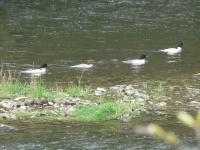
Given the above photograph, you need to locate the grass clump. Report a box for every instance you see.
[74,101,127,122]
[133,99,144,117]
[143,81,168,102]
[122,96,145,117]
[65,85,93,99]
[1,82,30,96]
[0,81,57,102]
[31,86,57,102]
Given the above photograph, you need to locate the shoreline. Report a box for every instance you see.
[0,70,199,123]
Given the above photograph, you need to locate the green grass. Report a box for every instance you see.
[31,86,57,102]
[1,82,30,96]
[65,86,93,99]
[0,81,94,104]
[74,101,127,122]
[133,99,144,117]
[0,82,57,102]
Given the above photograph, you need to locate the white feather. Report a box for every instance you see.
[21,68,46,74]
[160,47,182,55]
[70,64,93,69]
[122,59,145,66]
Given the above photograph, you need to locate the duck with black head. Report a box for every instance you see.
[160,42,183,55]
[21,64,48,74]
[122,54,146,66]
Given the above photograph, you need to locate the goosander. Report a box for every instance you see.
[21,64,48,74]
[160,42,183,55]
[70,60,95,69]
[122,54,146,66]
[70,64,93,69]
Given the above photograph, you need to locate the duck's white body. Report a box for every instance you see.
[122,59,146,66]
[21,64,48,75]
[160,47,182,55]
[21,68,47,74]
[70,64,93,69]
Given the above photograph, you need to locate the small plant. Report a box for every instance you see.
[1,82,30,96]
[143,81,168,102]
[133,99,144,117]
[74,101,127,122]
[65,85,93,99]
[122,96,145,117]
[0,76,57,102]
[31,85,57,102]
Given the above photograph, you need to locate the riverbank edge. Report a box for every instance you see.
[0,81,172,122]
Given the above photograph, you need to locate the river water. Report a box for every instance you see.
[0,0,200,149]
[0,115,197,150]
[0,0,200,85]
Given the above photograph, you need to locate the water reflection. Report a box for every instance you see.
[166,54,182,63]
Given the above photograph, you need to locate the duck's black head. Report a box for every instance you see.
[177,42,183,48]
[139,54,146,59]
[40,64,48,68]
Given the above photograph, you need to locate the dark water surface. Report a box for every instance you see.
[0,0,200,85]
[0,0,200,149]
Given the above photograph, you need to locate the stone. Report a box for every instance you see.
[189,101,200,105]
[53,103,59,108]
[14,96,27,101]
[0,113,17,120]
[19,105,26,110]
[154,102,167,109]
[189,101,200,108]
[0,108,6,113]
[118,113,132,122]
[48,101,54,106]
[0,100,17,109]
[66,106,76,115]
[95,87,107,96]
[0,124,16,131]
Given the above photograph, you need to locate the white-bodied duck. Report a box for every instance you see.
[21,64,47,75]
[160,42,183,55]
[70,60,95,69]
[122,54,146,66]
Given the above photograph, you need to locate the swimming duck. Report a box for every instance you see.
[122,54,146,66]
[70,60,95,69]
[21,64,47,74]
[160,42,183,55]
[70,64,93,69]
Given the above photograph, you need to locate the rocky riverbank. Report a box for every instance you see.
[0,83,199,122]
[0,84,166,122]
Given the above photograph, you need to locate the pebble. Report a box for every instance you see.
[95,87,107,96]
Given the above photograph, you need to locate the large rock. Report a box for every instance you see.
[154,102,167,110]
[0,100,17,109]
[0,124,16,132]
[0,113,17,120]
